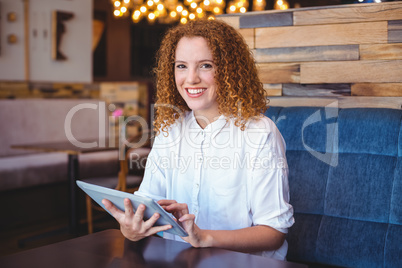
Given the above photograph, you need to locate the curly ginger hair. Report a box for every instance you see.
[153,19,267,135]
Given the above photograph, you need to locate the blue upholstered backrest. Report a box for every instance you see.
[265,106,402,268]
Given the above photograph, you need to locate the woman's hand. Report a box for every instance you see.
[158,200,211,248]
[102,198,172,241]
[158,200,285,253]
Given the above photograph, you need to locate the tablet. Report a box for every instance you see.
[76,180,188,237]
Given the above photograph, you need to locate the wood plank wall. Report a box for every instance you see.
[218,2,402,98]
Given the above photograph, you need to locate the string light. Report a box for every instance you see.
[111,0,267,24]
[274,0,288,10]
[112,0,384,24]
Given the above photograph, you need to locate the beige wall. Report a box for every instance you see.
[0,0,92,83]
[0,0,26,81]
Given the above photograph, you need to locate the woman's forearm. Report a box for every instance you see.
[198,225,285,253]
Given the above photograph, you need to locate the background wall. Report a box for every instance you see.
[0,0,26,81]
[0,0,92,83]
[219,1,402,97]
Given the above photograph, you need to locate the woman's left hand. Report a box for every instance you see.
[157,199,209,248]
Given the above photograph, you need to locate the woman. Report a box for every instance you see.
[103,19,294,260]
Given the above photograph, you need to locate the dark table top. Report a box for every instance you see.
[0,229,307,268]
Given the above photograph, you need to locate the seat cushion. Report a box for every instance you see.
[0,151,120,192]
[0,153,67,191]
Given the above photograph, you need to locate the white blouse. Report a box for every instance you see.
[137,111,294,260]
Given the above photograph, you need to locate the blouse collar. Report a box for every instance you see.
[187,111,228,140]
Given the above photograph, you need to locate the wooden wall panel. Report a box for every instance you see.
[257,63,300,83]
[360,44,402,60]
[301,60,402,84]
[269,96,402,109]
[220,1,402,99]
[263,84,282,96]
[389,20,402,43]
[217,16,240,29]
[239,12,293,28]
[294,2,402,26]
[238,29,254,49]
[255,22,388,48]
[253,45,359,63]
[336,97,402,109]
[352,83,402,97]
[283,83,351,97]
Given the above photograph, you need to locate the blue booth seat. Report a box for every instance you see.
[265,106,402,268]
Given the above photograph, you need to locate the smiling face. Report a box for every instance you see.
[174,37,220,124]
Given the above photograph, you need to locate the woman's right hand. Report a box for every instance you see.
[102,198,172,241]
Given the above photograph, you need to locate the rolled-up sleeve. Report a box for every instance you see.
[249,126,294,233]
